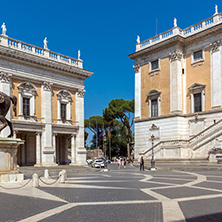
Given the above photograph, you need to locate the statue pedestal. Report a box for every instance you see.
[0,138,24,182]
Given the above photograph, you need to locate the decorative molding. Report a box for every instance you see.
[43,81,53,91]
[133,63,140,72]
[211,40,220,53]
[0,72,12,82]
[18,82,37,95]
[77,89,85,98]
[57,90,72,102]
[169,50,183,62]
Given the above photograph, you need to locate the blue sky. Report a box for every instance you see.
[1,0,221,144]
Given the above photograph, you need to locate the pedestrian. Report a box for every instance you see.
[117,158,121,169]
[123,158,126,169]
[140,156,144,171]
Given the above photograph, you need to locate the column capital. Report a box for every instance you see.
[43,81,53,91]
[211,40,220,53]
[133,63,140,72]
[0,72,12,83]
[36,132,42,136]
[77,89,85,98]
[169,50,183,62]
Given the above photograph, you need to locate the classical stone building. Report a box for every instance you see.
[128,6,222,162]
[0,25,93,166]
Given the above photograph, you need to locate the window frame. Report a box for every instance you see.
[149,59,160,73]
[191,49,205,64]
[188,83,206,113]
[17,82,37,120]
[57,90,73,124]
[146,89,161,118]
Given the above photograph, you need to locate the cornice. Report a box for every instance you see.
[0,46,93,79]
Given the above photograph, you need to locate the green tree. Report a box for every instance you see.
[103,98,134,157]
[85,116,106,149]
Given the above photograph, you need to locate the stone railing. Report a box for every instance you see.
[137,12,222,52]
[140,119,222,157]
[139,140,189,157]
[189,119,222,150]
[1,36,83,69]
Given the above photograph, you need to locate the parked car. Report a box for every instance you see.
[91,159,105,168]
[86,158,93,164]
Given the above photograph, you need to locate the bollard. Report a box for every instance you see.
[32,173,39,187]
[61,169,67,179]
[59,171,65,183]
[44,169,49,179]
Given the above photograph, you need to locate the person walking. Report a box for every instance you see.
[117,158,121,169]
[123,158,126,169]
[140,156,144,171]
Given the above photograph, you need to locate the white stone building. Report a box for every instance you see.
[0,24,93,166]
[128,6,222,162]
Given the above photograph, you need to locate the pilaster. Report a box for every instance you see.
[133,63,141,118]
[211,40,222,109]
[0,72,12,137]
[75,89,87,165]
[169,49,183,113]
[41,81,56,166]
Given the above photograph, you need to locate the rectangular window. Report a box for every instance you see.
[151,60,159,70]
[151,99,158,117]
[194,93,202,112]
[23,97,30,116]
[193,50,203,61]
[61,103,66,122]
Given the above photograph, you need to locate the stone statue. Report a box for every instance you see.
[43,37,48,49]
[215,4,218,15]
[137,35,140,44]
[1,23,6,35]
[174,18,177,27]
[0,92,17,137]
[78,50,81,60]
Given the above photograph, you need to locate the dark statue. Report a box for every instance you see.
[0,92,17,137]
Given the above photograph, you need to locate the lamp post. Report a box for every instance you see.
[151,134,156,170]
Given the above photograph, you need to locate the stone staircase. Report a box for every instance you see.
[140,119,222,159]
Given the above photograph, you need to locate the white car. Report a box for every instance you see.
[91,159,105,168]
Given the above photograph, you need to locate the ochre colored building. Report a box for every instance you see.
[0,26,92,166]
[129,7,222,162]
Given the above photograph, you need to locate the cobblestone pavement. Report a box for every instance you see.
[1,164,222,221]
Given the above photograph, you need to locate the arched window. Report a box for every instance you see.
[18,82,37,119]
[146,89,161,117]
[57,90,72,123]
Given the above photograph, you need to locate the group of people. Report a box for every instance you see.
[116,157,127,169]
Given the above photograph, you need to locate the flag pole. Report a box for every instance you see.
[96,122,98,158]
[109,124,111,160]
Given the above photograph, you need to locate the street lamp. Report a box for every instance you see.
[151,134,156,170]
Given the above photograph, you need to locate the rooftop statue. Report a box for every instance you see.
[78,50,81,60]
[137,35,140,44]
[43,37,48,49]
[215,4,218,15]
[1,23,7,35]
[0,92,17,137]
[174,18,177,27]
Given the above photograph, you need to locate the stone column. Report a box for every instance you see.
[75,89,87,165]
[52,133,57,164]
[0,72,12,137]
[70,134,76,165]
[41,81,57,166]
[211,40,222,109]
[133,63,141,119]
[169,49,183,113]
[34,132,41,167]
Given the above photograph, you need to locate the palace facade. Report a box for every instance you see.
[0,26,92,166]
[129,7,222,162]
